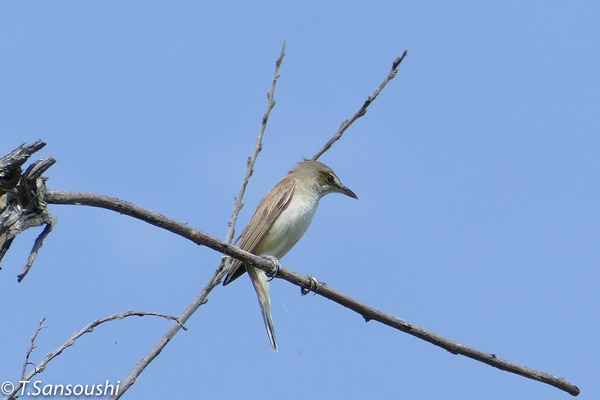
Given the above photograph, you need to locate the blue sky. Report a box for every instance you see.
[1,2,598,399]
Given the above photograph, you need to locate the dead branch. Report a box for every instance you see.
[312,50,407,161]
[42,189,580,397]
[4,311,183,400]
[0,141,56,281]
[106,42,287,399]
[20,318,47,382]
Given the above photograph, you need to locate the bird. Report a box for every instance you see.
[223,159,357,351]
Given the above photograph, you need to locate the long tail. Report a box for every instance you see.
[247,266,278,351]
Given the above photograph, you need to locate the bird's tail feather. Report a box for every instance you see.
[247,266,278,351]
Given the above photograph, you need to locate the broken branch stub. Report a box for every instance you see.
[0,141,56,281]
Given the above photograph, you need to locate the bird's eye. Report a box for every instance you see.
[326,173,335,184]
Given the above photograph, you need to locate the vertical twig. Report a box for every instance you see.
[227,42,286,245]
[20,318,47,381]
[108,42,287,400]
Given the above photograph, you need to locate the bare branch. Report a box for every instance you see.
[107,42,287,399]
[43,189,580,397]
[20,318,47,381]
[0,141,46,196]
[17,221,54,282]
[312,50,408,161]
[4,311,183,400]
[227,42,286,245]
[0,142,56,277]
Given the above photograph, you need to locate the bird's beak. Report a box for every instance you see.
[339,185,358,200]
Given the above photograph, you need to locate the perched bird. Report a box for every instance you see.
[223,159,357,351]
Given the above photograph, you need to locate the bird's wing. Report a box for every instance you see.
[223,177,296,285]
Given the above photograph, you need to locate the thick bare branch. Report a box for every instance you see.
[0,141,46,196]
[43,189,580,397]
[0,142,56,277]
[313,50,407,161]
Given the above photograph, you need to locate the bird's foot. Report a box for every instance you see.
[263,255,281,281]
[301,275,322,295]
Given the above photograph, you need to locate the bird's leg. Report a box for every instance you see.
[263,255,281,281]
[301,275,322,295]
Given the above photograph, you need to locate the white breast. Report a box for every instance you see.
[257,187,320,259]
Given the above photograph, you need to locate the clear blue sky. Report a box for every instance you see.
[1,2,598,399]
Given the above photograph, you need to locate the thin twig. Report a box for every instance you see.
[4,311,183,400]
[105,42,286,400]
[43,189,580,397]
[20,318,47,381]
[312,50,407,161]
[227,42,285,245]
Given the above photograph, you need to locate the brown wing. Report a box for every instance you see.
[223,177,296,285]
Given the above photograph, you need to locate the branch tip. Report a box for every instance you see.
[313,53,407,160]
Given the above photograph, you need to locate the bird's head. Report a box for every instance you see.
[291,159,358,199]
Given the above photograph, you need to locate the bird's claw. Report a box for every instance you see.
[263,255,281,281]
[301,275,321,295]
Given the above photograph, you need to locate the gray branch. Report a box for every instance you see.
[312,50,408,161]
[0,141,56,280]
[20,317,47,382]
[228,42,286,245]
[4,311,183,400]
[42,189,580,397]
[105,42,287,399]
